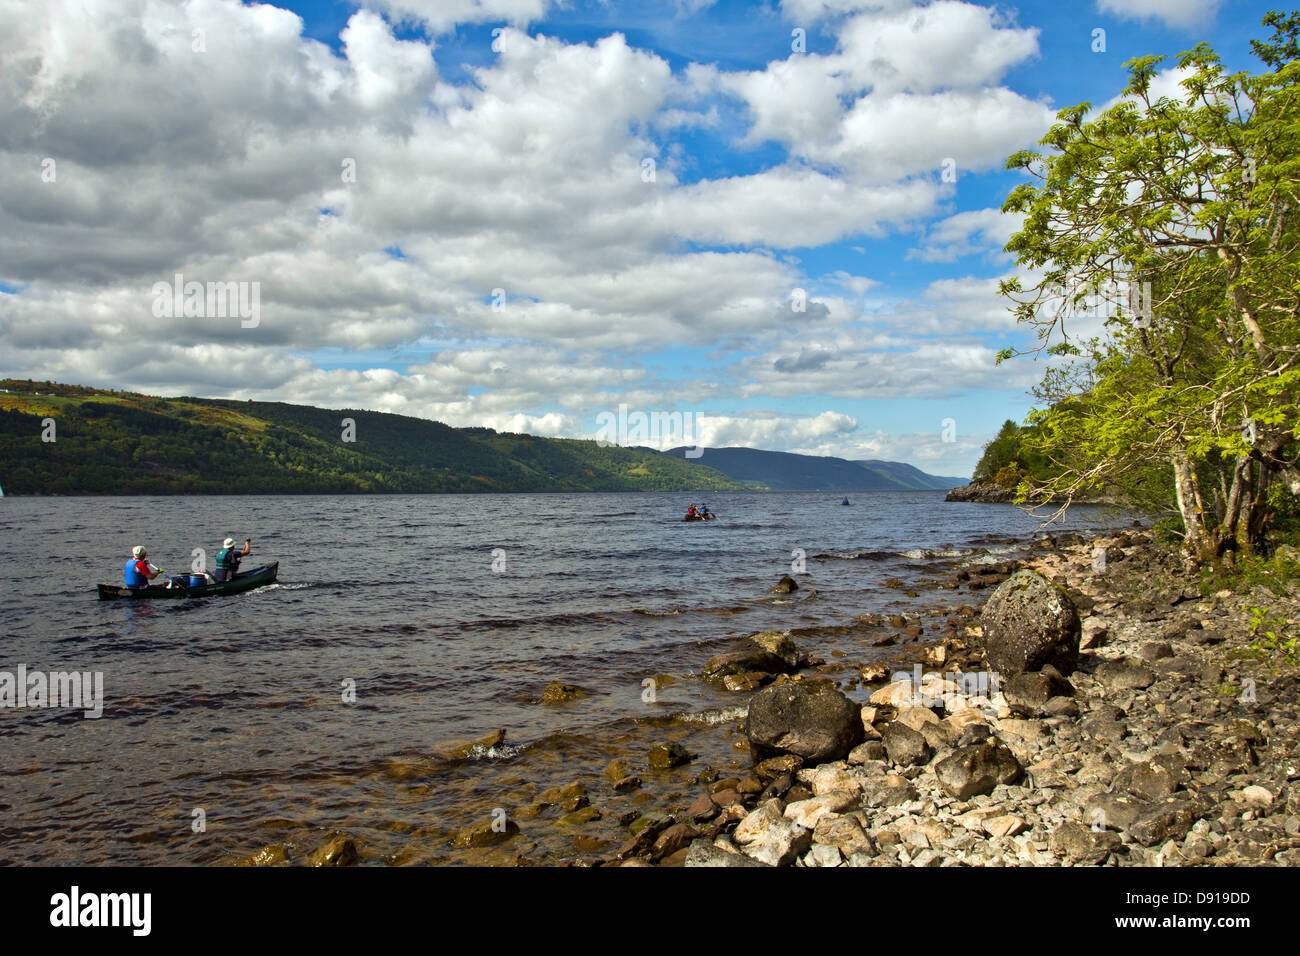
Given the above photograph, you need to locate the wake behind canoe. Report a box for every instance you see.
[97,562,279,600]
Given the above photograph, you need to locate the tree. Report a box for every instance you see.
[997,11,1300,564]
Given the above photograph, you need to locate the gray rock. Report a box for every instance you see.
[1004,667,1075,716]
[1129,800,1202,848]
[1116,760,1180,800]
[812,814,875,857]
[1050,821,1122,863]
[861,777,919,808]
[882,722,934,767]
[741,818,813,866]
[979,570,1081,676]
[1095,657,1157,691]
[848,740,887,764]
[1083,791,1148,831]
[747,681,865,764]
[684,840,771,867]
[934,740,1024,801]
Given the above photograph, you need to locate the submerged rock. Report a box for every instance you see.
[306,835,359,866]
[769,575,799,594]
[452,820,520,848]
[237,844,289,867]
[539,782,590,812]
[539,682,587,705]
[436,728,508,760]
[703,630,802,682]
[648,742,693,770]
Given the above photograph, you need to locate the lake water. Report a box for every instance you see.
[0,491,1129,864]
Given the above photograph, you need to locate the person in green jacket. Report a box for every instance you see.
[214,537,251,582]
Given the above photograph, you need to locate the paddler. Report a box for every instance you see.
[213,537,252,582]
[124,545,163,588]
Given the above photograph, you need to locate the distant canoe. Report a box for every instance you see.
[682,514,717,521]
[97,562,279,600]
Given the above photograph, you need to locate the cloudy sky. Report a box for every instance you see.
[0,0,1276,476]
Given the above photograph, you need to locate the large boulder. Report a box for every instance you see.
[703,631,801,681]
[747,681,865,764]
[979,570,1080,676]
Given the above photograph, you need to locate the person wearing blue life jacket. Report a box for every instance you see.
[124,545,162,588]
[699,504,710,519]
[213,537,251,583]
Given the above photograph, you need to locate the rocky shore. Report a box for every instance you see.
[943,480,1019,503]
[944,480,1121,506]
[238,524,1299,868]
[640,527,1300,867]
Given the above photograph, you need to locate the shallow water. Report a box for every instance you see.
[0,491,1129,864]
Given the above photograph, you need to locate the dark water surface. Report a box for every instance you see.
[0,491,1128,864]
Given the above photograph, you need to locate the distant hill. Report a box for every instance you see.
[662,446,966,491]
[0,381,750,495]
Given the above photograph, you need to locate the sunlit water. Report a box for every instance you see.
[0,491,1131,864]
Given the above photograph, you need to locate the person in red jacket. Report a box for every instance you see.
[124,545,162,588]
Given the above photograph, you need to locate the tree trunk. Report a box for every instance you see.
[1171,448,1212,563]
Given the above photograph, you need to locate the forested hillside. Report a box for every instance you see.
[0,381,751,495]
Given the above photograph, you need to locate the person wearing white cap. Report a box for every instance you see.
[213,536,252,583]
[124,545,162,588]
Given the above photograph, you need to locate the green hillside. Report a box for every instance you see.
[0,381,751,495]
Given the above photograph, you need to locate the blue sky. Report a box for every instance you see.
[0,0,1281,476]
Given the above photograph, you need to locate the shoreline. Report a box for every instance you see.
[944,480,1124,507]
[225,519,1299,867]
[599,525,1300,867]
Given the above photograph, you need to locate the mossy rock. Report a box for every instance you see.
[561,806,602,826]
[236,844,289,867]
[648,742,693,770]
[452,819,520,848]
[305,836,358,867]
[435,728,508,760]
[539,682,587,705]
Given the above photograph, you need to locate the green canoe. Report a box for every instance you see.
[97,562,280,600]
